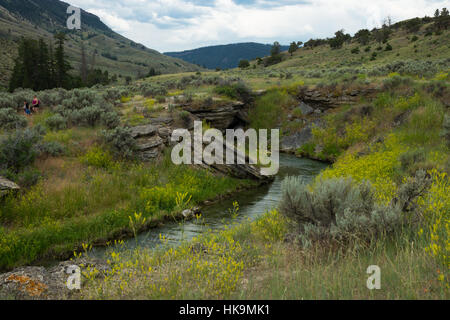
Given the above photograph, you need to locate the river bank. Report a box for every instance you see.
[0,144,265,272]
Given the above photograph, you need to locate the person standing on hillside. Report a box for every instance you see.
[31,96,40,113]
[23,101,31,116]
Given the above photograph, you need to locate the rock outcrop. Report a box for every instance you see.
[129,118,272,181]
[281,119,324,153]
[297,87,378,110]
[193,134,274,181]
[0,176,20,197]
[185,100,249,131]
[0,259,109,300]
[130,121,173,161]
[296,101,315,116]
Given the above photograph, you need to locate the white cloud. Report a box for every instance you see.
[67,0,449,52]
[88,9,131,32]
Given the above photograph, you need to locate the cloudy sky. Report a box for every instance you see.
[67,0,448,52]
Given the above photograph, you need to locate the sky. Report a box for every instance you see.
[67,0,449,53]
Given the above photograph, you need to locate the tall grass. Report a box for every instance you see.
[248,89,294,131]
[0,148,253,270]
[76,210,446,300]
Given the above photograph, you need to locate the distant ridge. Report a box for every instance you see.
[165,42,290,70]
[0,0,202,88]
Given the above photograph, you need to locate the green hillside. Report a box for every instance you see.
[165,42,289,70]
[0,0,202,89]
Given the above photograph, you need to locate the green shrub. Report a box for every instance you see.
[15,168,41,188]
[0,108,27,130]
[10,89,35,107]
[45,114,67,131]
[382,75,414,90]
[297,143,316,157]
[51,88,119,128]
[280,172,431,247]
[103,88,122,102]
[138,83,167,97]
[101,112,120,129]
[39,88,68,106]
[239,60,250,69]
[399,148,427,175]
[156,95,166,103]
[0,127,44,173]
[36,141,66,157]
[369,60,443,78]
[102,127,136,159]
[180,110,191,124]
[214,81,252,103]
[0,94,15,109]
[81,147,116,169]
[249,89,292,130]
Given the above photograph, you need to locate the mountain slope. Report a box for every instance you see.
[0,0,202,89]
[165,42,289,70]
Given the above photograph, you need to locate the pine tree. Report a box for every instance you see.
[48,42,56,88]
[37,38,50,91]
[9,38,39,91]
[288,42,298,56]
[271,41,281,56]
[54,32,72,88]
[8,35,73,91]
[80,42,88,84]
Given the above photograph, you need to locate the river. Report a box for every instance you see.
[91,154,328,258]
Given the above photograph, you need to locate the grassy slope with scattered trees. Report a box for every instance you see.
[0,0,202,90]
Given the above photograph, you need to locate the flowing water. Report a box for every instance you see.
[91,154,327,257]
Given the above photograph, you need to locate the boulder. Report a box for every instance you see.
[281,119,324,152]
[0,259,109,300]
[130,124,157,138]
[181,207,201,219]
[297,102,314,116]
[0,176,19,197]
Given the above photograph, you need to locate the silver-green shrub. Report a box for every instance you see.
[0,94,15,109]
[101,127,136,159]
[0,108,28,130]
[45,114,67,131]
[280,172,431,247]
[0,126,44,173]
